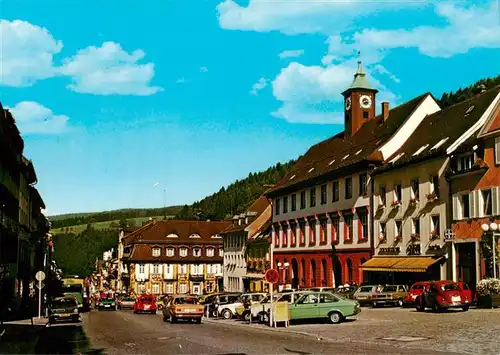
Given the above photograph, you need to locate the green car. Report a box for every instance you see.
[289,291,361,324]
[98,297,117,311]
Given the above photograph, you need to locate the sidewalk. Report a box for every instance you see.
[0,317,48,354]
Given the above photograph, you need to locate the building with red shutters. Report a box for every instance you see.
[265,61,441,288]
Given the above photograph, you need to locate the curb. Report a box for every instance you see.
[202,318,339,343]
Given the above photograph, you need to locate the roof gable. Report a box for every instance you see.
[267,92,432,196]
[377,86,500,172]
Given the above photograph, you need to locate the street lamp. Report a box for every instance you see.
[481,222,500,279]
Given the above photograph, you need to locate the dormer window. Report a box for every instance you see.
[166,233,179,238]
[290,174,296,180]
[431,137,449,151]
[464,105,475,116]
[219,248,224,257]
[180,248,188,257]
[342,154,349,161]
[206,248,214,257]
[193,248,201,257]
[328,159,336,166]
[189,234,201,238]
[152,247,161,257]
[166,248,174,257]
[413,144,430,156]
[355,149,362,155]
[457,153,474,172]
[308,167,315,173]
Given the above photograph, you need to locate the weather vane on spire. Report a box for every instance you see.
[357,50,361,62]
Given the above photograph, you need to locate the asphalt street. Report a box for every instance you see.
[77,310,463,355]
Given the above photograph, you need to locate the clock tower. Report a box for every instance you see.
[342,60,378,138]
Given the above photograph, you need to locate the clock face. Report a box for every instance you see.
[345,97,352,111]
[359,95,372,109]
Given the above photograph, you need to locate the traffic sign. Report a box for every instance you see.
[36,282,45,289]
[265,268,279,284]
[35,271,46,281]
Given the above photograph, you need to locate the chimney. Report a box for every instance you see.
[382,102,390,121]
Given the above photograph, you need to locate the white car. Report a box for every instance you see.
[243,291,306,322]
[218,293,266,319]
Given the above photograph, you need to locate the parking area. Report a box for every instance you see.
[205,307,500,354]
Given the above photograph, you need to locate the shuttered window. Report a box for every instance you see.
[495,137,500,165]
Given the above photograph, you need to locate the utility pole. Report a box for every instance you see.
[163,189,167,220]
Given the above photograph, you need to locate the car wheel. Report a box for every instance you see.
[163,315,168,322]
[462,305,470,312]
[222,309,232,320]
[397,299,403,307]
[258,311,268,323]
[372,302,378,308]
[195,318,202,324]
[170,315,177,323]
[432,302,441,313]
[328,311,342,324]
[243,311,251,322]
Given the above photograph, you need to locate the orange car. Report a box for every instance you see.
[162,295,204,324]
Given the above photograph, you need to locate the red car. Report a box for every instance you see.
[403,281,431,307]
[415,280,471,312]
[133,295,157,314]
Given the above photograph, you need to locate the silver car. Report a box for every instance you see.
[353,285,381,305]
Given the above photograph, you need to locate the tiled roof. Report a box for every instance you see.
[267,93,431,197]
[127,244,223,263]
[221,194,271,234]
[374,86,500,174]
[123,220,230,246]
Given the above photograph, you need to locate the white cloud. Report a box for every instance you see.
[0,20,63,87]
[324,1,500,64]
[7,101,69,134]
[59,42,162,96]
[271,61,398,124]
[217,0,425,35]
[278,49,304,59]
[200,66,209,72]
[250,77,269,95]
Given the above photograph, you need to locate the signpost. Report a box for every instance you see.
[265,268,279,327]
[35,271,45,319]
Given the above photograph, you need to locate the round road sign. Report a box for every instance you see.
[265,268,279,284]
[35,271,46,281]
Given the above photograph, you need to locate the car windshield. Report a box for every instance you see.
[51,298,77,307]
[411,284,425,290]
[441,283,460,291]
[382,286,397,292]
[63,284,83,293]
[123,297,134,301]
[141,297,154,302]
[358,286,374,293]
[175,297,197,304]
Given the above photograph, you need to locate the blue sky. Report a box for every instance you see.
[2,0,499,215]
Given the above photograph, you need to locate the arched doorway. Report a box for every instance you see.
[301,259,306,288]
[311,259,317,287]
[321,259,328,286]
[347,258,353,283]
[334,258,342,287]
[291,259,299,289]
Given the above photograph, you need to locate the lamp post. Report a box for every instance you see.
[481,222,500,279]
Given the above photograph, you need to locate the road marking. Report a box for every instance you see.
[381,336,428,342]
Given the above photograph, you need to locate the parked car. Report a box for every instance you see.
[244,291,307,323]
[162,295,204,323]
[335,286,358,299]
[403,282,431,307]
[353,285,381,306]
[415,281,472,312]
[218,293,267,319]
[97,296,117,311]
[290,291,361,324]
[134,294,157,314]
[117,296,135,310]
[48,296,80,324]
[205,293,241,317]
[372,285,408,307]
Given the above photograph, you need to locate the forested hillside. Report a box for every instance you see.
[438,75,500,108]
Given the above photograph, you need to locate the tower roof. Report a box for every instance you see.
[342,60,378,95]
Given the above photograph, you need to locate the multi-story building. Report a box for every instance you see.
[116,226,138,292]
[0,102,49,312]
[245,221,271,292]
[121,219,230,296]
[221,194,271,292]
[266,61,441,287]
[448,88,500,287]
[364,88,500,285]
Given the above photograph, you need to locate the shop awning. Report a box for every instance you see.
[360,256,443,273]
